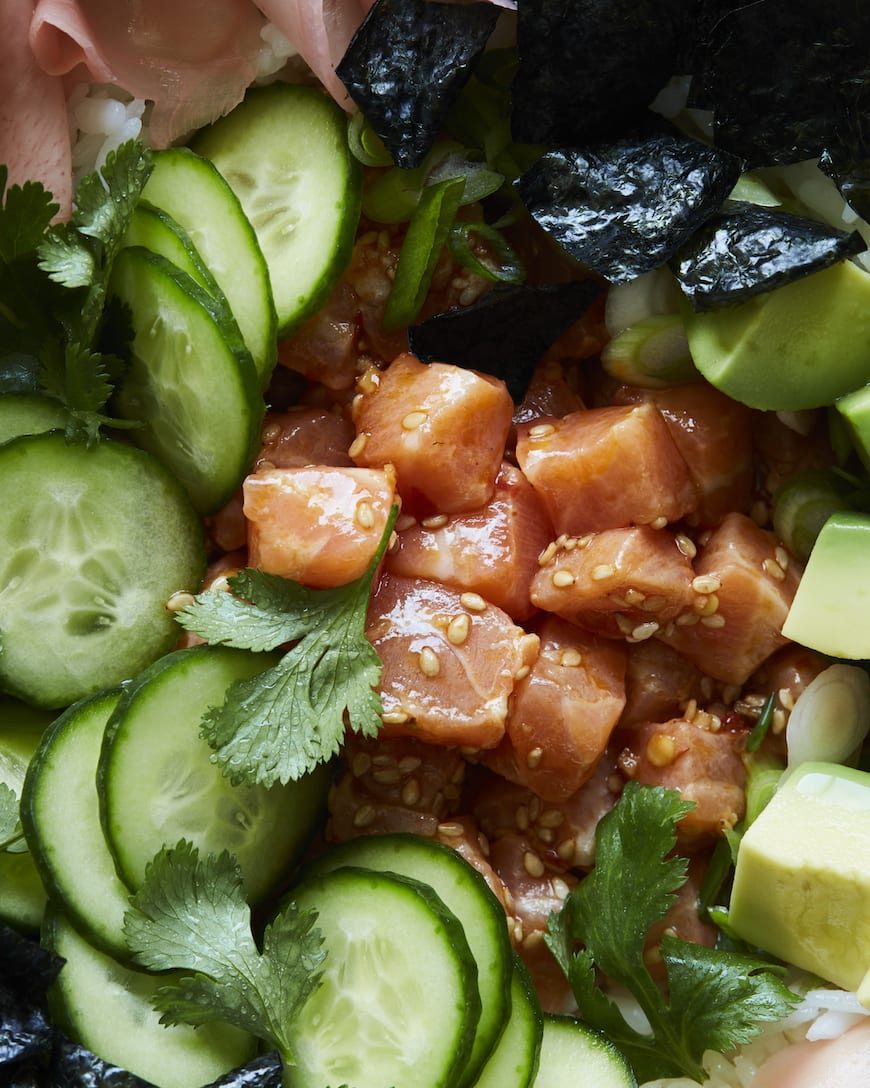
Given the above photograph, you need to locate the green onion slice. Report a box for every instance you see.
[447,222,525,283]
[347,111,394,167]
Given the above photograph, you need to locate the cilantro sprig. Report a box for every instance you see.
[0,141,152,444]
[545,783,799,1084]
[175,506,398,787]
[0,782,25,853]
[124,840,324,1066]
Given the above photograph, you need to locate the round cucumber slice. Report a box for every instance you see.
[0,432,205,709]
[110,246,264,514]
[44,906,256,1088]
[0,392,66,445]
[98,645,330,904]
[285,865,481,1088]
[192,82,362,336]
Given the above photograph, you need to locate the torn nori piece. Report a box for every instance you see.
[0,925,63,1069]
[511,0,692,147]
[336,0,499,169]
[205,1051,283,1088]
[50,1037,158,1088]
[691,1,870,167]
[671,203,868,310]
[515,131,743,285]
[820,143,870,225]
[408,280,602,401]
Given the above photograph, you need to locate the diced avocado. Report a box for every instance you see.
[729,761,870,1002]
[683,259,870,410]
[782,512,870,658]
[835,382,870,472]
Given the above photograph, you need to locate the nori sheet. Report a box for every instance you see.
[515,130,743,285]
[671,203,867,310]
[408,280,603,401]
[511,0,691,147]
[336,0,500,168]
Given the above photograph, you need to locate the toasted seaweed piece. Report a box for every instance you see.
[511,0,692,147]
[205,1052,283,1087]
[692,1,870,167]
[408,280,602,401]
[50,1037,157,1088]
[0,925,63,1069]
[336,0,499,169]
[515,131,743,286]
[671,203,867,310]
[820,143,870,224]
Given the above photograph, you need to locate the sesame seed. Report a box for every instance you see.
[529,796,542,821]
[395,513,417,532]
[537,541,558,565]
[165,591,195,612]
[350,393,364,421]
[523,851,545,878]
[646,733,677,767]
[641,594,667,613]
[421,513,449,529]
[209,575,232,594]
[526,746,544,769]
[355,500,375,530]
[437,822,464,838]
[348,433,368,458]
[515,665,531,681]
[512,918,524,944]
[537,827,555,844]
[352,804,377,829]
[459,592,487,612]
[551,569,575,588]
[419,646,441,677]
[693,593,720,617]
[477,832,490,857]
[447,614,470,646]
[763,557,786,581]
[560,649,583,667]
[357,369,380,395]
[381,710,410,725]
[351,753,372,777]
[591,563,616,581]
[778,687,796,711]
[372,767,401,786]
[775,546,790,570]
[675,611,700,626]
[522,930,545,950]
[630,620,660,642]
[650,515,668,530]
[556,838,575,862]
[402,410,428,431]
[515,805,530,831]
[615,614,636,636]
[624,588,645,607]
[675,533,697,559]
[683,698,698,721]
[692,574,722,594]
[528,422,556,439]
[538,808,564,829]
[701,613,726,628]
[772,707,787,734]
[750,499,769,526]
[398,756,422,774]
[552,877,571,901]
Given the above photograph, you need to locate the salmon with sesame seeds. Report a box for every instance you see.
[386,462,554,622]
[351,352,514,515]
[655,512,802,686]
[243,463,396,587]
[619,639,706,729]
[516,401,699,536]
[366,573,540,751]
[256,406,356,469]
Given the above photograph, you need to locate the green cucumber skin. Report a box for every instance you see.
[0,393,66,445]
[533,1015,637,1088]
[0,432,205,709]
[302,831,513,1087]
[192,82,363,337]
[20,688,134,961]
[471,955,543,1088]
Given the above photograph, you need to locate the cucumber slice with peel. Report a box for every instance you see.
[192,82,362,336]
[0,432,205,709]
[98,645,330,904]
[0,392,66,444]
[141,147,278,385]
[284,865,481,1088]
[532,1014,637,1087]
[472,956,543,1088]
[110,246,264,514]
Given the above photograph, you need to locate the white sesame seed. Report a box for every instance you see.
[523,851,545,878]
[355,500,375,530]
[402,410,428,431]
[526,746,544,769]
[528,422,556,439]
[401,778,421,806]
[420,513,449,529]
[551,569,575,588]
[560,649,583,667]
[701,613,726,628]
[591,563,616,582]
[419,646,441,677]
[763,557,786,581]
[165,591,195,612]
[692,574,722,594]
[348,433,368,458]
[381,710,410,725]
[459,592,487,612]
[447,614,470,646]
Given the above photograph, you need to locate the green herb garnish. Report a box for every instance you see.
[0,782,24,853]
[545,783,799,1083]
[124,839,324,1066]
[174,506,397,787]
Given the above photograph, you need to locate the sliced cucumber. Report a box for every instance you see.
[21,688,133,960]
[98,645,330,904]
[0,392,66,445]
[110,246,264,514]
[284,865,481,1088]
[0,697,54,930]
[44,905,256,1088]
[141,146,277,385]
[192,82,362,336]
[472,956,543,1088]
[532,1014,637,1088]
[305,832,513,1086]
[0,432,205,708]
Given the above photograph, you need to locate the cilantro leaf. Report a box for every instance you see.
[175,507,398,787]
[0,782,25,853]
[0,168,59,261]
[124,839,325,1065]
[38,340,136,446]
[545,783,799,1083]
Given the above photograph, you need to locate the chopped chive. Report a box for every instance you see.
[447,222,525,284]
[745,692,776,753]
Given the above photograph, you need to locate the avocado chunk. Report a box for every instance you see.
[683,259,870,410]
[729,761,870,1002]
[782,512,870,657]
[835,382,870,472]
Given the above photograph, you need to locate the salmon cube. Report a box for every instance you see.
[244,464,396,588]
[516,402,698,534]
[530,526,696,640]
[366,574,539,751]
[352,352,513,514]
[655,512,801,685]
[256,407,355,469]
[613,382,754,528]
[386,462,554,621]
[485,618,627,802]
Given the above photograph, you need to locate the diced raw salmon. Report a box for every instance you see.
[352,352,514,514]
[513,358,586,427]
[256,407,355,469]
[655,512,801,685]
[620,639,705,729]
[614,382,754,527]
[516,402,698,535]
[386,462,554,621]
[530,525,696,640]
[483,618,626,801]
[366,573,539,751]
[243,464,396,587]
